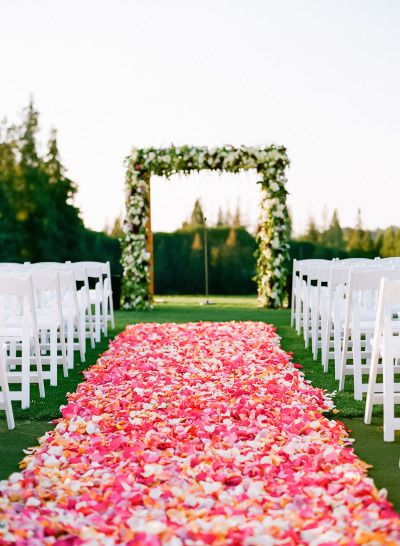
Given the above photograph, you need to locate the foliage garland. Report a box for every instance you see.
[122,145,290,309]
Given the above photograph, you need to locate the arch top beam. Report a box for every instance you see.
[121,144,290,310]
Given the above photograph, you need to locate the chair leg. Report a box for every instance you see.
[59,321,68,378]
[339,324,349,392]
[78,320,86,362]
[95,299,101,342]
[365,338,380,424]
[383,352,396,442]
[33,335,45,399]
[67,316,74,369]
[50,325,57,387]
[21,336,30,409]
[109,292,115,329]
[333,313,342,380]
[0,348,15,430]
[322,319,330,372]
[353,334,363,401]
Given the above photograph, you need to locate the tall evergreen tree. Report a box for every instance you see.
[190,199,205,226]
[303,215,319,243]
[17,99,49,260]
[42,128,84,259]
[19,99,40,169]
[0,101,87,262]
[381,227,397,257]
[323,209,344,248]
[347,208,364,252]
[360,230,374,254]
[191,232,203,250]
[225,207,233,227]
[233,200,242,228]
[0,121,25,260]
[216,206,224,227]
[109,216,123,238]
[226,227,238,247]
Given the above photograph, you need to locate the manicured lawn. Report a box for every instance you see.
[1,295,399,510]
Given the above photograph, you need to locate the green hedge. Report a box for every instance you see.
[154,227,257,295]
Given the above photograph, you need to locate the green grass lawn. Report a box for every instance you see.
[1,295,399,510]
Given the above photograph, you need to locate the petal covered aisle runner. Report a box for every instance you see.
[1,322,400,545]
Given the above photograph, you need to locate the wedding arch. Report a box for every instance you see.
[121,145,290,310]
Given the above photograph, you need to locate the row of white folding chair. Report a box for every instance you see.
[302,261,400,398]
[29,261,115,343]
[292,257,376,337]
[3,264,88,364]
[0,268,85,413]
[292,258,331,335]
[0,261,114,425]
[295,259,395,377]
[364,278,400,441]
[321,262,400,379]
[67,261,115,340]
[0,260,114,356]
[295,259,373,364]
[292,260,400,441]
[28,263,95,349]
[339,267,400,400]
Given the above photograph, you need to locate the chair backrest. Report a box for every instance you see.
[29,262,65,269]
[378,257,400,264]
[30,271,62,316]
[0,264,26,274]
[345,268,400,321]
[375,279,400,344]
[58,270,81,317]
[301,262,332,282]
[66,264,89,283]
[68,261,108,276]
[298,259,330,275]
[348,267,400,292]
[0,275,37,329]
[338,258,374,265]
[0,275,32,297]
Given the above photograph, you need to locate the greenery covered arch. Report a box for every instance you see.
[121,145,290,309]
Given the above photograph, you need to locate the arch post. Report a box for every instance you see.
[146,174,154,301]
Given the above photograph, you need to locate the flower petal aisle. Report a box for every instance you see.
[1,322,400,545]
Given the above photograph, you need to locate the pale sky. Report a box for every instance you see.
[1,0,399,235]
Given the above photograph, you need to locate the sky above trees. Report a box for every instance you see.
[1,0,399,234]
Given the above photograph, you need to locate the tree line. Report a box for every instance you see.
[0,101,121,272]
[301,209,400,257]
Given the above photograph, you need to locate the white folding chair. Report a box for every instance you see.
[29,264,87,368]
[321,266,349,378]
[294,259,330,336]
[68,262,106,342]
[0,342,15,429]
[58,270,86,369]
[67,261,115,338]
[339,268,400,400]
[310,265,332,361]
[31,271,68,386]
[0,275,45,409]
[301,262,332,353]
[365,278,400,441]
[72,266,95,349]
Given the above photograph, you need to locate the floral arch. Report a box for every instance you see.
[121,145,290,310]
